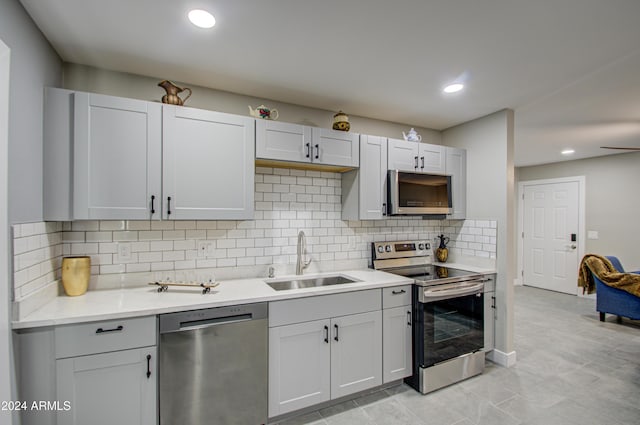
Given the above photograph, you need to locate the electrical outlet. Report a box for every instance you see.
[587,230,599,240]
[197,241,215,258]
[116,242,132,262]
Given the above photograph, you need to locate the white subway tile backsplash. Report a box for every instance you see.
[13,168,497,309]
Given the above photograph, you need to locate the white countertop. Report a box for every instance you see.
[13,269,413,329]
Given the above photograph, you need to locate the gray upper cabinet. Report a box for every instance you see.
[73,92,162,220]
[162,105,255,220]
[445,147,467,219]
[342,135,387,220]
[44,88,254,221]
[387,138,446,173]
[256,120,359,168]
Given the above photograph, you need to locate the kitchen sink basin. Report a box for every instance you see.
[266,275,360,291]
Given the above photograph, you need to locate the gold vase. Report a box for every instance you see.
[436,247,449,263]
[61,256,91,296]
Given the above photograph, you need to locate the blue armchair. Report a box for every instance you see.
[594,256,640,322]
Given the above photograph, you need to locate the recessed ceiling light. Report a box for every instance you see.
[188,9,216,28]
[561,149,575,155]
[443,83,464,94]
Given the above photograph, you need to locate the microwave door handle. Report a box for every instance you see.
[421,282,484,302]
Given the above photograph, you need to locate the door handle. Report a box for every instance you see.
[382,203,386,215]
[146,354,151,379]
[420,156,425,169]
[407,311,411,326]
[414,156,419,168]
[391,289,406,295]
[150,195,156,214]
[324,325,329,343]
[305,143,310,158]
[334,324,339,342]
[167,196,172,216]
[314,144,319,159]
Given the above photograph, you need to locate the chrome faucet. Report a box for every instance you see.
[296,230,312,275]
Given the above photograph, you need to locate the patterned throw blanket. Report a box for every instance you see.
[578,254,640,296]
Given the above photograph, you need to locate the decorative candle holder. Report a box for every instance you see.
[61,256,91,296]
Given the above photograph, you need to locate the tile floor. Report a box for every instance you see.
[278,286,640,425]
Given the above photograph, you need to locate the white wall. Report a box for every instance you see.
[63,63,442,144]
[517,152,640,270]
[1,37,13,425]
[442,110,516,360]
[0,0,62,224]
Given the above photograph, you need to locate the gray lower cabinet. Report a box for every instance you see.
[268,290,382,418]
[15,316,157,425]
[483,274,497,351]
[381,285,412,383]
[56,347,157,425]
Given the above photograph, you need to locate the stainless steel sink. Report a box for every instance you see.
[266,275,360,291]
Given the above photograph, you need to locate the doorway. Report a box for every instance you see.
[518,177,585,295]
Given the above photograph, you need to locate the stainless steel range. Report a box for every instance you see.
[371,240,492,394]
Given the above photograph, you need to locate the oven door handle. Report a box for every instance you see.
[420,282,484,303]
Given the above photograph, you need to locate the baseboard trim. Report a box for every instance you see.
[488,349,517,367]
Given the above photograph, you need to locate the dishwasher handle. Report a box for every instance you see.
[159,303,268,334]
[178,313,253,332]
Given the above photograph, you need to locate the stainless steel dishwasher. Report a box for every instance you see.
[159,303,268,425]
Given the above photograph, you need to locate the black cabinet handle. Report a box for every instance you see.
[407,311,412,326]
[421,156,425,169]
[334,324,339,342]
[146,354,151,379]
[95,325,123,334]
[324,325,329,343]
[314,144,319,159]
[392,289,406,295]
[167,196,172,216]
[491,295,496,309]
[150,195,156,214]
[414,156,419,168]
[382,203,386,215]
[305,143,310,158]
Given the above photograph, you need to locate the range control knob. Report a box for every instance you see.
[424,242,430,250]
[377,245,384,253]
[385,245,392,253]
[418,243,425,250]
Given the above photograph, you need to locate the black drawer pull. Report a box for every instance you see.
[146,354,152,379]
[167,196,172,216]
[95,325,123,334]
[407,311,412,326]
[334,324,339,342]
[392,289,406,295]
[324,325,329,343]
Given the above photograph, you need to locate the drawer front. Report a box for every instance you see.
[55,316,156,359]
[269,289,381,327]
[382,285,412,309]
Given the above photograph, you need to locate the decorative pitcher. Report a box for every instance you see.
[436,234,450,262]
[158,80,192,106]
[248,105,279,120]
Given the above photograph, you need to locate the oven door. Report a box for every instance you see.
[415,281,484,367]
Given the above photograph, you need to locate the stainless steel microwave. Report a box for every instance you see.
[387,170,452,215]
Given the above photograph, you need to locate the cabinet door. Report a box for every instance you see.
[256,120,311,163]
[382,306,412,383]
[57,347,156,425]
[163,105,254,220]
[311,128,359,167]
[330,311,382,399]
[418,144,446,173]
[74,92,161,220]
[360,135,387,219]
[484,291,496,350]
[268,319,331,417]
[387,138,419,171]
[446,147,467,219]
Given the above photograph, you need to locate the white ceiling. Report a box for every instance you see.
[20,0,640,166]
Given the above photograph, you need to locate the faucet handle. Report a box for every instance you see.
[268,266,275,278]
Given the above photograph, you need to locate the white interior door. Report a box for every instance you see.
[522,181,580,294]
[0,38,12,416]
